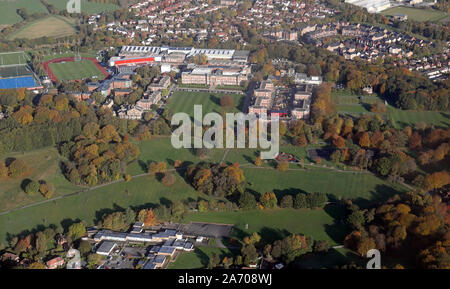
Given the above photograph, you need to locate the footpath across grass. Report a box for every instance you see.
[0,147,80,212]
[0,172,205,244]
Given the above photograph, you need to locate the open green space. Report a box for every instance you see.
[0,0,48,25]
[168,246,238,269]
[297,247,363,269]
[243,167,408,207]
[166,91,245,119]
[0,147,80,212]
[127,138,225,175]
[0,172,204,244]
[45,0,120,15]
[0,0,120,25]
[184,206,349,245]
[381,6,450,23]
[49,59,105,81]
[332,90,450,128]
[387,105,450,129]
[332,90,380,115]
[8,15,77,40]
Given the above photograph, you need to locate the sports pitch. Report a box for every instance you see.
[166,90,245,118]
[48,59,106,81]
[0,52,30,66]
[381,7,450,23]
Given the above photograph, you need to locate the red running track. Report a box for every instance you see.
[42,56,110,83]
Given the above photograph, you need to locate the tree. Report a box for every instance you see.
[78,240,92,256]
[294,193,307,209]
[260,192,278,209]
[0,162,8,178]
[254,156,262,166]
[280,195,293,208]
[276,161,289,172]
[220,95,234,108]
[67,222,86,241]
[313,240,330,253]
[25,180,40,195]
[148,161,167,175]
[124,207,136,225]
[292,135,307,147]
[333,136,346,148]
[87,253,101,269]
[243,232,261,246]
[356,236,376,257]
[83,122,100,139]
[144,209,157,227]
[306,192,327,209]
[347,210,366,230]
[238,191,257,210]
[161,173,176,186]
[423,171,450,191]
[359,132,371,148]
[29,262,47,269]
[241,244,258,265]
[35,231,47,253]
[170,202,185,221]
[8,159,29,177]
[137,209,147,223]
[198,200,209,212]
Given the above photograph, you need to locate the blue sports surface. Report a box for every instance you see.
[0,76,38,89]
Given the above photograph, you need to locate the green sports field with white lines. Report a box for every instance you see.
[49,60,105,81]
[166,90,245,117]
[0,52,30,66]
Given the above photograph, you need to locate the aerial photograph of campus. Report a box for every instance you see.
[0,0,448,277]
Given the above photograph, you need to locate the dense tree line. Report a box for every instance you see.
[343,190,449,268]
[185,162,246,198]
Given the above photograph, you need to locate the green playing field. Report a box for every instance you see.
[48,59,105,81]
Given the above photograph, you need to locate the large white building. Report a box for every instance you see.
[345,0,391,13]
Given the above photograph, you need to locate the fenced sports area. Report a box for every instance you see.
[42,57,109,82]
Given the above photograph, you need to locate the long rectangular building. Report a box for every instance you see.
[109,46,249,67]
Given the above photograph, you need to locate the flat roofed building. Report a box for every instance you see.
[96,241,117,256]
[158,246,176,256]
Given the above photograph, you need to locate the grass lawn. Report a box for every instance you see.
[332,90,381,115]
[297,247,363,269]
[0,172,207,244]
[387,105,450,129]
[168,246,238,269]
[45,0,119,15]
[0,147,80,212]
[0,52,30,66]
[127,138,225,175]
[184,206,349,245]
[8,16,77,40]
[49,59,105,81]
[166,91,245,119]
[243,167,408,208]
[381,7,450,23]
[0,0,48,25]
